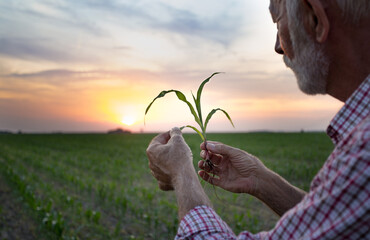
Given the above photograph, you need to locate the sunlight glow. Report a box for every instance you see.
[121,115,136,126]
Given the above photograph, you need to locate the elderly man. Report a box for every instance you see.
[147,0,369,239]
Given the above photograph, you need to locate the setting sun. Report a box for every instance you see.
[121,116,136,126]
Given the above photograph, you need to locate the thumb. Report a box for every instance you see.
[206,142,235,156]
[169,127,184,145]
[170,127,182,137]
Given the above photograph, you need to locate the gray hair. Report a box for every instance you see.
[284,0,370,23]
[336,0,370,22]
[284,0,330,95]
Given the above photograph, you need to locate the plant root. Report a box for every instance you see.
[203,140,221,201]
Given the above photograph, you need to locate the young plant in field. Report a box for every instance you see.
[145,72,234,172]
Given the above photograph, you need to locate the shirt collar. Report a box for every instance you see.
[327,75,370,145]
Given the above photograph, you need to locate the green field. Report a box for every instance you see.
[0,132,334,239]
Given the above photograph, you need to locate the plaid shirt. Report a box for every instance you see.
[176,76,370,240]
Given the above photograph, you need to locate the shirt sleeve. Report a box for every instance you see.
[175,205,264,240]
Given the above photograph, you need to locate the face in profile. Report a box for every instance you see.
[278,1,330,95]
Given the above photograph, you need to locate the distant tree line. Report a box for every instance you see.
[0,130,13,134]
[107,128,131,134]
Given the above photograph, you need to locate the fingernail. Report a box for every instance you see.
[207,143,215,151]
[200,150,205,158]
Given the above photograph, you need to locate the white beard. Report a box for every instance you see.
[285,1,330,95]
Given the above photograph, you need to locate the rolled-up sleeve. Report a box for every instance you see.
[176,205,264,240]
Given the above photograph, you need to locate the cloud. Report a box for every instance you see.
[146,3,244,46]
[0,68,166,92]
[0,64,298,104]
[7,69,93,79]
[68,0,245,46]
[113,46,132,51]
[1,68,291,104]
[0,0,247,68]
[0,0,105,36]
[0,38,79,62]
[4,68,156,80]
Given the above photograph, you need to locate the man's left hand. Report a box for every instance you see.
[146,127,193,191]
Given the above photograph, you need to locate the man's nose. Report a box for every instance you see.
[275,34,284,55]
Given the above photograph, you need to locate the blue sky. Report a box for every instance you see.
[0,0,342,133]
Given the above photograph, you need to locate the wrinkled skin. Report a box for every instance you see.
[198,141,268,195]
[146,127,193,191]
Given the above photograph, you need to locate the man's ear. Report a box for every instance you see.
[302,0,330,43]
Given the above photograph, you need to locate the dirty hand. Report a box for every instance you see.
[146,127,193,191]
[199,141,268,195]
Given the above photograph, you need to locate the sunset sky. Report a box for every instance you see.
[0,0,343,133]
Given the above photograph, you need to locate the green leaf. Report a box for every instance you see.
[145,90,167,115]
[145,90,201,127]
[191,91,197,108]
[180,125,205,141]
[195,72,223,129]
[204,108,234,132]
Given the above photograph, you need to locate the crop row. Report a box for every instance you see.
[0,136,179,239]
[0,133,333,239]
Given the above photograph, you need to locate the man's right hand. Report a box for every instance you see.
[199,141,307,216]
[198,141,268,196]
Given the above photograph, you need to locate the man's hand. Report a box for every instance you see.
[199,141,306,216]
[198,141,268,195]
[146,127,212,220]
[146,127,193,191]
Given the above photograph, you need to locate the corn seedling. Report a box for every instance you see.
[145,72,234,174]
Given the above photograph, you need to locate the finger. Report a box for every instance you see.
[198,171,221,186]
[146,143,162,159]
[168,127,184,144]
[200,142,206,150]
[198,160,209,171]
[170,127,182,137]
[200,150,212,159]
[149,163,170,182]
[200,150,223,165]
[209,153,223,165]
[150,168,161,180]
[146,132,170,157]
[152,172,172,186]
[198,161,221,176]
[158,181,174,191]
[149,162,164,176]
[200,141,219,151]
[206,142,236,156]
[150,131,171,145]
